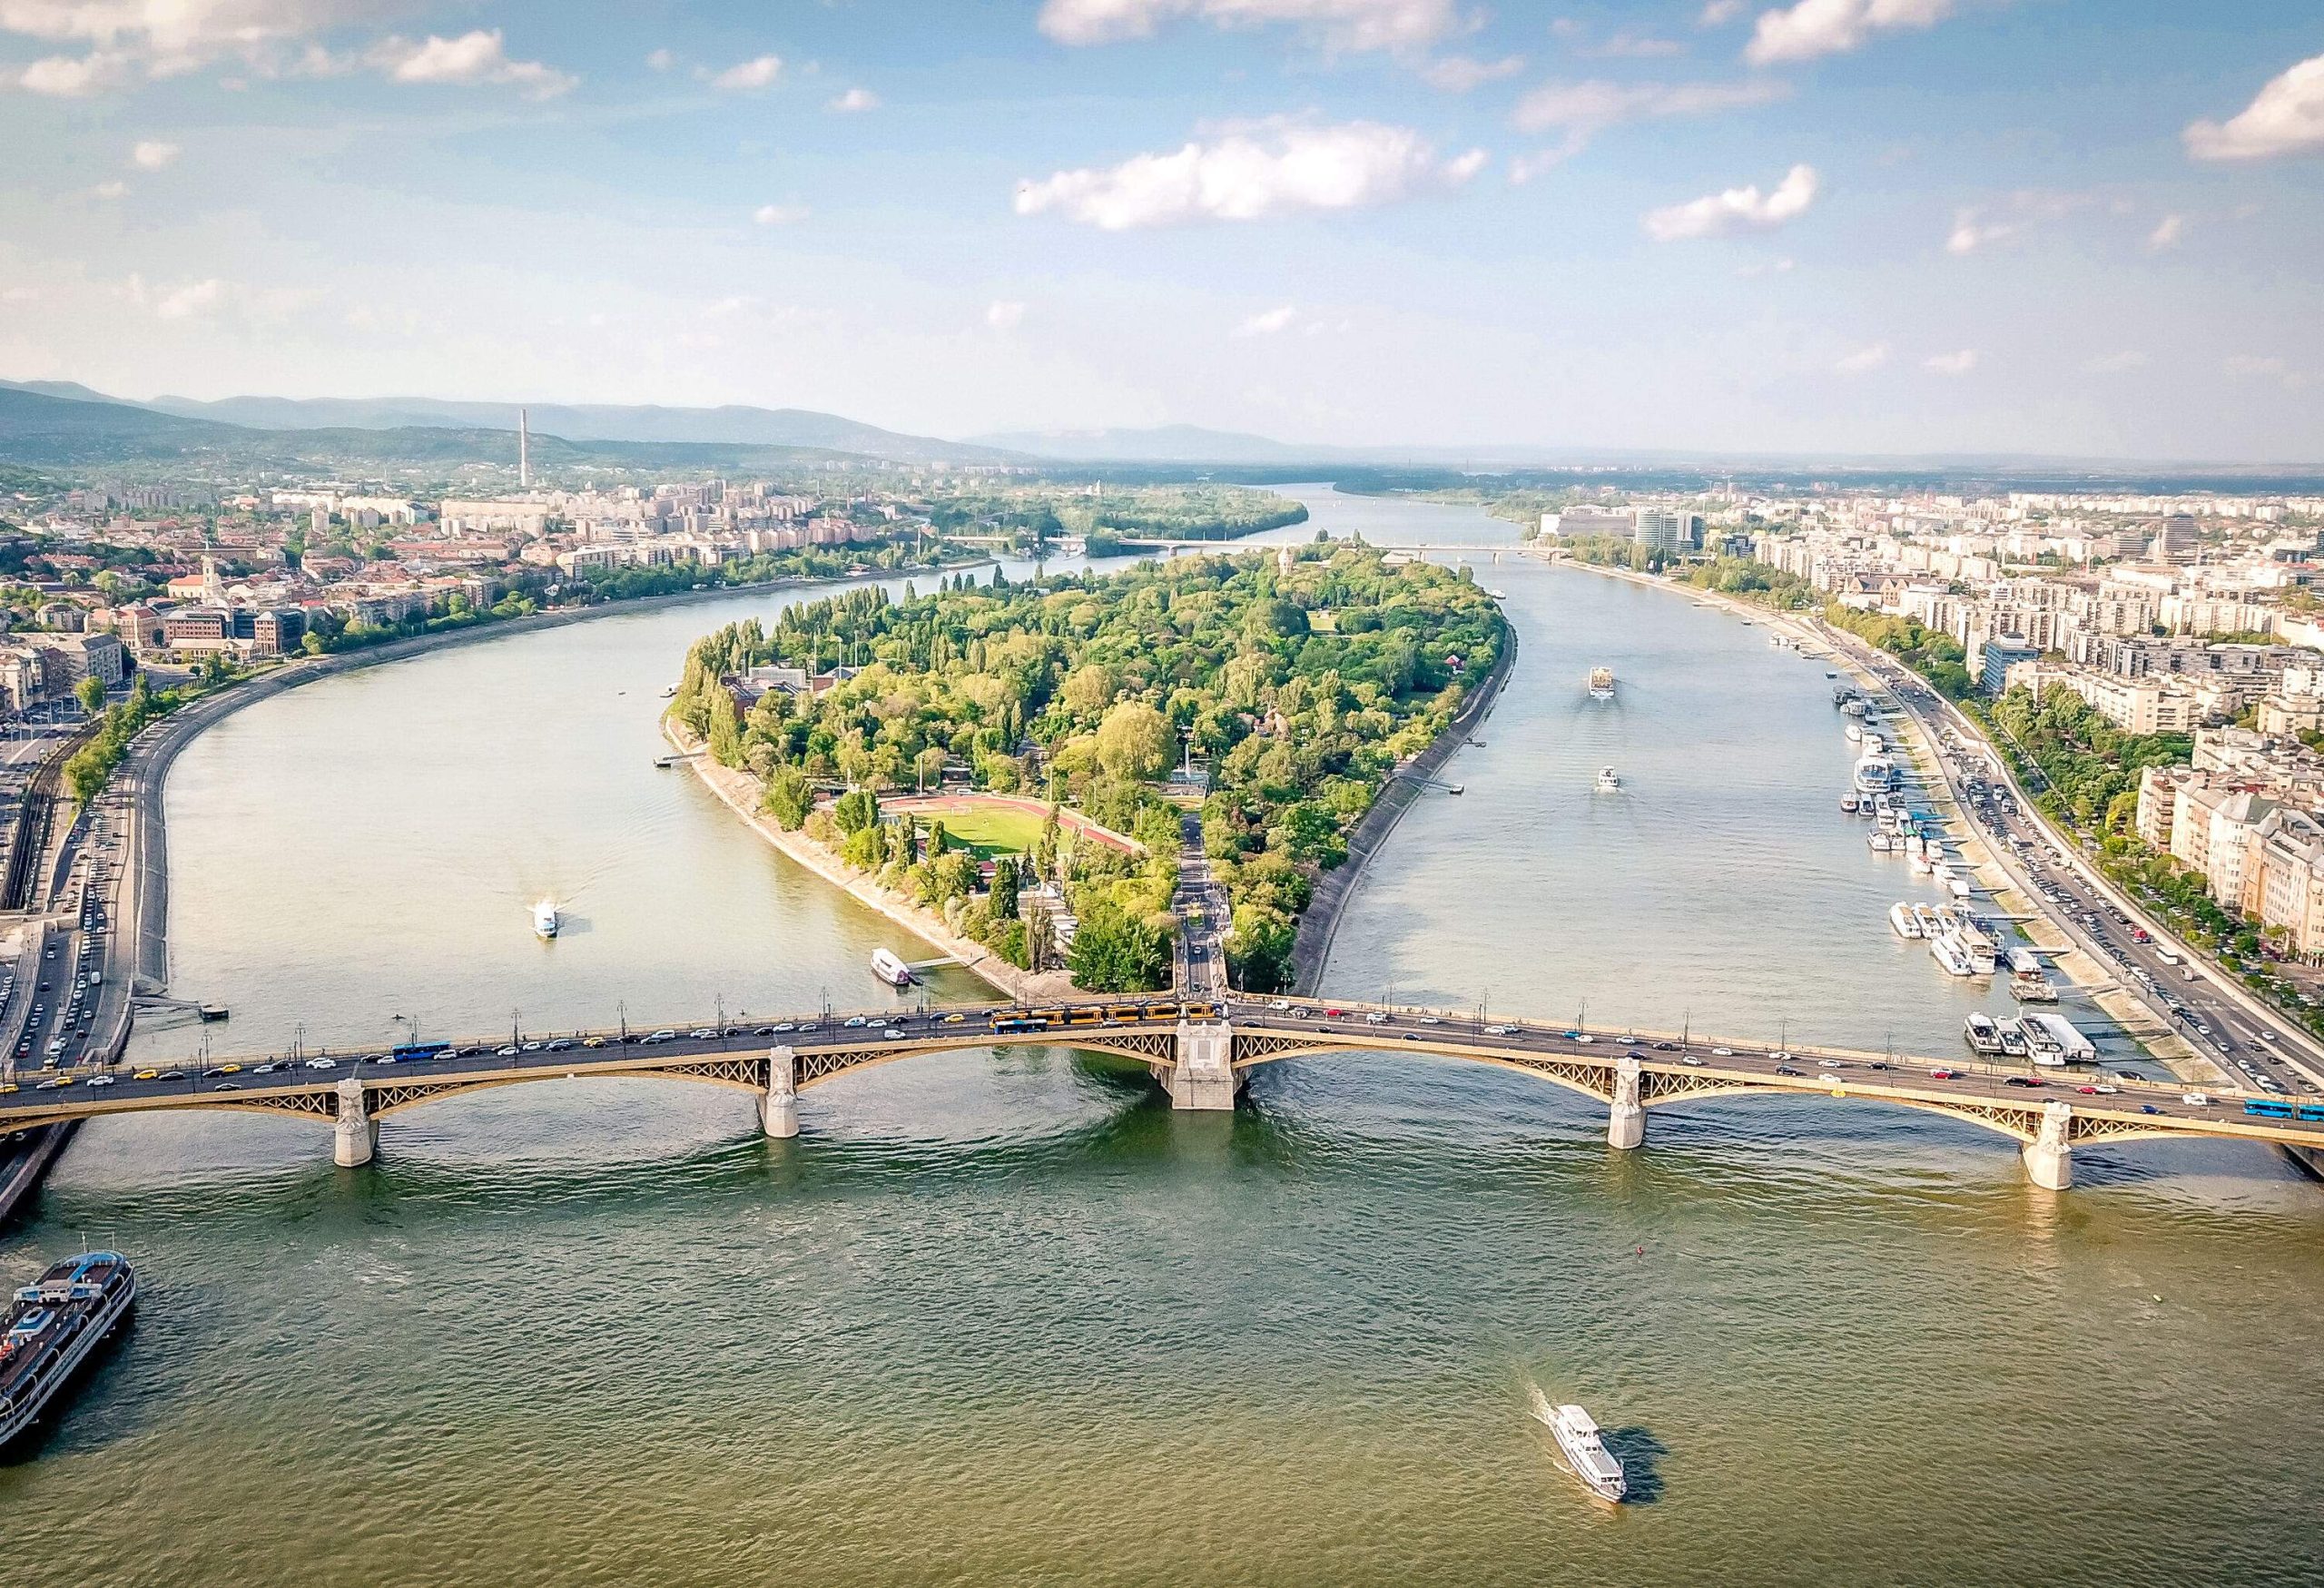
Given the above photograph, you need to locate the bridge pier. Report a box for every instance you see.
[1169,1021,1236,1110]
[332,1078,376,1168]
[2023,1100,2074,1190]
[1607,1057,1646,1150]
[759,1046,800,1139]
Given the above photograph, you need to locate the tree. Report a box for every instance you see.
[74,676,105,715]
[1067,901,1171,992]
[764,767,813,830]
[833,787,880,834]
[1095,699,1172,783]
[991,854,1019,919]
[1026,901,1056,971]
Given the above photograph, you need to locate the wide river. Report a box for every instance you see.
[5,489,2321,1586]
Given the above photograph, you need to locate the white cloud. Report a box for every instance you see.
[1745,0,1953,66]
[1037,0,1461,53]
[130,138,180,169]
[1236,304,1297,336]
[154,278,227,320]
[707,54,782,92]
[645,47,675,72]
[2146,213,2184,251]
[753,203,811,226]
[1834,341,1890,373]
[986,299,1027,330]
[373,31,575,97]
[1923,348,1978,375]
[1642,162,1818,241]
[2083,350,2149,374]
[829,86,879,112]
[1587,32,1685,59]
[1512,76,1788,155]
[1699,1,1747,24]
[2226,354,2289,378]
[2185,54,2324,162]
[1016,120,1484,230]
[15,48,132,94]
[91,179,127,197]
[1422,54,1524,93]
[1945,208,2012,254]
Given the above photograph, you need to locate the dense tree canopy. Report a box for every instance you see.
[675,544,1505,991]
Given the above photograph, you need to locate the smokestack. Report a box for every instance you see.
[518,407,530,488]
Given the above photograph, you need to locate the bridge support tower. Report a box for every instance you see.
[1607,1057,1646,1150]
[760,1045,800,1139]
[1170,1021,1236,1110]
[333,1078,376,1168]
[2023,1100,2073,1190]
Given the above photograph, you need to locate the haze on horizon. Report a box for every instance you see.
[2,1,2321,464]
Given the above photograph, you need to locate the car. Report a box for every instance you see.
[2004,1076,2042,1088]
[496,1044,521,1057]
[1573,1033,1595,1044]
[1681,1055,1705,1067]
[688,1028,716,1040]
[1866,1060,1891,1070]
[84,1074,116,1088]
[1290,1007,1313,1020]
[752,1025,778,1036]
[547,1039,576,1051]
[2262,1031,2280,1041]
[34,1077,68,1090]
[645,1030,678,1042]
[251,1062,279,1074]
[133,1068,159,1080]
[1364,1011,1389,1025]
[883,1028,906,1040]
[1416,1015,1442,1025]
[1482,1024,1513,1036]
[843,1016,868,1028]
[202,1066,231,1078]
[797,1023,821,1033]
[1269,999,1291,1011]
[2181,1092,2213,1107]
[1774,1064,1804,1077]
[1711,1046,1734,1057]
[1325,1009,1345,1019]
[305,1058,338,1070]
[1651,1041,1677,1051]
[212,1081,241,1091]
[942,1013,967,1024]
[2093,1083,2119,1094]
[1818,1060,1845,1070]
[2075,1085,2099,1095]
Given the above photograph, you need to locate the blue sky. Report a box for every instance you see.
[2,1,2320,460]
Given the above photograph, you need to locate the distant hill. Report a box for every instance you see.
[969,424,1347,465]
[129,392,1020,466]
[0,385,244,465]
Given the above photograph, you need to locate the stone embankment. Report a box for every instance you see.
[666,722,1078,1004]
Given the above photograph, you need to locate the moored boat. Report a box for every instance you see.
[1,1251,137,1450]
[1889,902,1922,940]
[1964,1011,2004,1053]
[871,947,915,987]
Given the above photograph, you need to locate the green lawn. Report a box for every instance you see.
[925,804,1047,857]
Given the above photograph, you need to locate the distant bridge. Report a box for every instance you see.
[7,996,2320,1192]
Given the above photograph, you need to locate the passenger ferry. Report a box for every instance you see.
[1595,767,1622,794]
[1587,666,1616,702]
[1853,755,1898,795]
[1889,902,1922,940]
[1531,1387,1626,1503]
[1,1251,137,1450]
[870,947,915,988]
[1964,1011,2004,1053]
[532,899,559,940]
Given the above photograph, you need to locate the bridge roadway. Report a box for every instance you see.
[7,994,2324,1190]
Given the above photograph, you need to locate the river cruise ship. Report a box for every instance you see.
[1,1251,136,1450]
[870,947,915,987]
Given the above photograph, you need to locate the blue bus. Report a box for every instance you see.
[391,1041,453,1063]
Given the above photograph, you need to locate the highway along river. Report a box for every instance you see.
[5,492,2323,1588]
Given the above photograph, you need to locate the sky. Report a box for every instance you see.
[2,1,2321,462]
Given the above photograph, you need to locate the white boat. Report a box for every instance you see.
[659,683,679,698]
[870,947,914,988]
[1845,722,1864,743]
[1911,903,1945,936]
[1928,929,1977,976]
[532,899,559,940]
[1588,666,1616,702]
[1489,588,1510,600]
[2023,1011,2096,1064]
[1889,902,1922,940]
[1868,832,1895,853]
[1997,1018,2030,1058]
[1531,1388,1626,1503]
[1853,755,1897,795]
[1840,794,1861,814]
[1595,766,1621,794]
[1964,1011,2004,1053]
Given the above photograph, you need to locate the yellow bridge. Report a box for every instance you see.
[8,996,2322,1192]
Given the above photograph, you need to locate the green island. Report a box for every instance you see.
[927,483,1309,555]
[670,543,1507,992]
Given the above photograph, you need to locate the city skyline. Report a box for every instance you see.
[3,3,2322,460]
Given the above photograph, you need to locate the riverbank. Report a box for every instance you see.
[1289,623,1518,995]
[666,721,1078,1005]
[1551,556,2226,1084]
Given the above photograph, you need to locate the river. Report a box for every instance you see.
[5,488,2322,1587]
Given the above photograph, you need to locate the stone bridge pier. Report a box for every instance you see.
[1608,1057,1645,1150]
[1169,1021,1237,1110]
[333,1077,376,1168]
[760,1045,800,1139]
[2024,1100,2074,1190]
